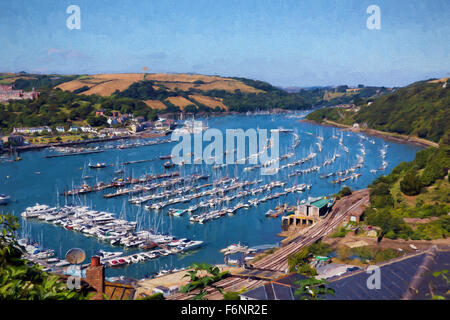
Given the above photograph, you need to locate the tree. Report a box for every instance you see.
[87,115,107,127]
[400,170,422,196]
[222,291,241,300]
[294,278,335,300]
[180,263,229,295]
[336,186,352,200]
[0,214,89,300]
[288,248,310,273]
[421,160,445,186]
[308,241,333,257]
[139,292,165,300]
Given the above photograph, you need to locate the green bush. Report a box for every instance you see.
[330,227,348,238]
[336,187,352,200]
[222,291,241,300]
[400,170,422,196]
[308,242,333,256]
[375,249,398,263]
[140,292,165,300]
[421,159,446,186]
[352,246,376,261]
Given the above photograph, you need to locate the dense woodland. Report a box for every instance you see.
[362,132,449,241]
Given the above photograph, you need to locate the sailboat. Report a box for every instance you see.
[114,157,124,175]
[82,162,93,180]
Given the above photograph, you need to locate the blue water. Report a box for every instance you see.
[0,113,421,279]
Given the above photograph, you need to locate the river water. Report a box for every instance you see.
[0,113,421,279]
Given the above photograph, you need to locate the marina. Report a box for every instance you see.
[0,113,422,279]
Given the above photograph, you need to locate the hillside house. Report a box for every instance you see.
[0,84,40,102]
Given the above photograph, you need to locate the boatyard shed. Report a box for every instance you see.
[282,198,332,230]
[302,198,330,217]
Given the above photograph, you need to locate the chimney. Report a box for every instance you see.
[86,256,105,300]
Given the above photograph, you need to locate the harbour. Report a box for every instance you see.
[0,113,422,280]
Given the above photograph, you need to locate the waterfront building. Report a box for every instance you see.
[80,126,96,133]
[99,127,130,136]
[282,198,332,229]
[13,126,52,135]
[130,123,144,133]
[154,118,174,131]
[7,135,25,146]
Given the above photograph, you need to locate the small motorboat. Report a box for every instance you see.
[89,162,106,169]
[0,194,11,205]
[163,161,175,168]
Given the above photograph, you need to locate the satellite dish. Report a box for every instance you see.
[65,248,86,264]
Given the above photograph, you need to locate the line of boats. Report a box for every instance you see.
[17,236,202,271]
[104,173,211,199]
[20,204,203,256]
[185,183,311,224]
[64,172,181,196]
[142,178,263,211]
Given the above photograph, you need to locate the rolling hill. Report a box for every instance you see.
[55,73,261,112]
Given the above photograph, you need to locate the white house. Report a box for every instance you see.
[80,126,96,134]
[13,126,52,135]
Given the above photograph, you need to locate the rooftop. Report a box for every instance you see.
[240,246,450,300]
[310,198,329,209]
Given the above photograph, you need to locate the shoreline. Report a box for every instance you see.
[2,109,308,154]
[3,131,168,154]
[300,119,439,148]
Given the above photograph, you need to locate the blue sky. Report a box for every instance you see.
[0,0,449,87]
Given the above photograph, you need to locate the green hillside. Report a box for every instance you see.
[362,135,449,241]
[307,79,450,143]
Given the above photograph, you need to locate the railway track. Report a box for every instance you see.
[208,190,370,293]
[254,190,370,271]
[168,190,370,300]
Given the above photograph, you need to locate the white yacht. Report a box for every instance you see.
[0,194,10,205]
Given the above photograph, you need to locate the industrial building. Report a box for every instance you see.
[282,197,333,230]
